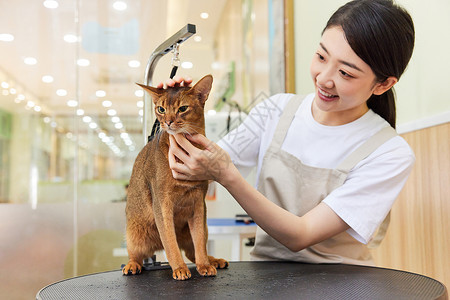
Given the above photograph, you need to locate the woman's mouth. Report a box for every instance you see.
[317,87,339,102]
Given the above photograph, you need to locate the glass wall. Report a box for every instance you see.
[0,0,272,298]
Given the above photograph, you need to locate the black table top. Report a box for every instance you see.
[37,261,447,300]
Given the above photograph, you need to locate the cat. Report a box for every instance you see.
[122,75,228,280]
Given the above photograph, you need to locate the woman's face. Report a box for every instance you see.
[310,26,381,125]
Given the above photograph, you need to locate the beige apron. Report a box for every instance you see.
[251,95,397,265]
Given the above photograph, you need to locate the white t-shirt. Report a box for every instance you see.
[218,93,415,244]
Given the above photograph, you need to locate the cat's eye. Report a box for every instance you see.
[157,106,165,114]
[178,106,188,113]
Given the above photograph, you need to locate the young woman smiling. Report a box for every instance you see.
[164,0,415,265]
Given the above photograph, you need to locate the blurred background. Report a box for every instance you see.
[0,0,449,299]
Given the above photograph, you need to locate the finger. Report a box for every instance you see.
[165,79,176,88]
[173,133,200,155]
[169,135,191,162]
[186,134,215,151]
[156,82,164,89]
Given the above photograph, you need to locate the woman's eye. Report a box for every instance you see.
[157,106,165,114]
[339,70,352,78]
[317,53,325,61]
[178,106,188,113]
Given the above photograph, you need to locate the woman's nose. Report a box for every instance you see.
[316,68,334,89]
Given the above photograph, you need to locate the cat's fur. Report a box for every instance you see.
[122,75,228,280]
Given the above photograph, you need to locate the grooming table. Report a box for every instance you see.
[37,261,447,299]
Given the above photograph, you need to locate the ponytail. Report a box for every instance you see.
[367,88,396,128]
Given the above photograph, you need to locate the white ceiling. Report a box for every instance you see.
[0,0,227,118]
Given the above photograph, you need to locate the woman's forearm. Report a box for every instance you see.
[219,165,349,252]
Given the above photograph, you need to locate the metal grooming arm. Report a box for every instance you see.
[142,24,196,143]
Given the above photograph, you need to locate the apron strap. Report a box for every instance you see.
[270,94,306,150]
[336,126,398,173]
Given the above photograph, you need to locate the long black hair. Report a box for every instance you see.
[324,0,415,128]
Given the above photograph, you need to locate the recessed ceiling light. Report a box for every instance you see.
[114,123,123,129]
[96,90,106,97]
[113,1,127,11]
[24,57,37,65]
[0,33,14,42]
[181,61,193,69]
[76,109,84,116]
[107,109,117,116]
[43,0,59,9]
[63,34,78,43]
[135,90,144,97]
[27,101,35,108]
[1,82,9,89]
[200,12,209,19]
[9,88,16,94]
[89,122,98,129]
[139,109,143,116]
[111,116,120,123]
[128,60,140,68]
[67,100,78,107]
[2,90,9,96]
[34,106,42,112]
[82,116,92,123]
[137,100,143,108]
[42,75,54,83]
[56,89,67,96]
[102,100,112,107]
[77,58,90,66]
[194,36,202,42]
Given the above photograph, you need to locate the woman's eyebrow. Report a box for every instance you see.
[320,42,364,73]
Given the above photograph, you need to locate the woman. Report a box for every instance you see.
[163,0,415,265]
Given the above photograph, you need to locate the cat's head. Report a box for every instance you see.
[137,75,213,135]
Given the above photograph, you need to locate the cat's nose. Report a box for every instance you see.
[165,120,173,127]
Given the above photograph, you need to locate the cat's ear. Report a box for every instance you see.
[187,75,213,105]
[136,83,164,103]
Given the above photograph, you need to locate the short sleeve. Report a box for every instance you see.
[323,136,415,244]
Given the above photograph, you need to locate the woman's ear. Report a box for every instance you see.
[373,76,398,95]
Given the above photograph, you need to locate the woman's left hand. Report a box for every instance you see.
[168,133,233,183]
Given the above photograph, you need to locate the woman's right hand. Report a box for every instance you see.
[156,76,192,89]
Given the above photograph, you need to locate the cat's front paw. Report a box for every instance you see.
[122,261,142,275]
[196,264,217,277]
[208,256,229,269]
[172,266,191,280]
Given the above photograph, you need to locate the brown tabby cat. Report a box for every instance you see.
[122,75,228,280]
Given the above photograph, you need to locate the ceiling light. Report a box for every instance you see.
[76,109,84,116]
[9,88,16,94]
[128,60,140,68]
[34,106,42,112]
[139,109,143,116]
[98,132,106,139]
[102,100,112,107]
[77,58,90,66]
[114,123,123,129]
[111,116,120,123]
[27,101,35,108]
[194,36,202,42]
[42,75,54,83]
[63,34,78,43]
[0,33,14,42]
[120,132,129,138]
[43,0,59,9]
[107,109,117,116]
[89,122,98,129]
[135,90,144,97]
[67,100,78,107]
[200,12,209,19]
[56,89,67,96]
[113,1,127,11]
[181,61,193,69]
[96,90,106,97]
[207,110,217,116]
[1,82,9,89]
[137,100,143,108]
[24,57,37,65]
[82,116,92,123]
[2,90,9,96]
